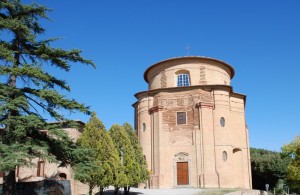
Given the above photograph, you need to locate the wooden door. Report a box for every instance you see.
[177,162,189,185]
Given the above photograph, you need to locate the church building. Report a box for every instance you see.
[133,56,252,189]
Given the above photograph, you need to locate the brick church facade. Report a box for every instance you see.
[133,56,252,189]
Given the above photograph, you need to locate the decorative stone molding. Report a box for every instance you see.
[175,152,189,160]
[199,66,207,85]
[161,70,167,88]
[196,102,215,109]
[152,89,213,107]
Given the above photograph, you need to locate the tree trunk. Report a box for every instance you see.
[124,186,130,195]
[2,170,16,195]
[114,187,119,195]
[99,187,104,195]
[88,185,94,195]
[2,43,19,195]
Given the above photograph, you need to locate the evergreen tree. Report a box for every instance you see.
[76,113,120,195]
[282,136,300,193]
[250,148,290,191]
[109,124,135,195]
[123,123,149,191]
[0,0,95,194]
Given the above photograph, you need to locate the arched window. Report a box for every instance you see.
[177,74,190,87]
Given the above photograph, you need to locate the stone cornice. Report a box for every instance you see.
[196,102,215,109]
[135,85,244,98]
[133,85,247,107]
[149,106,164,114]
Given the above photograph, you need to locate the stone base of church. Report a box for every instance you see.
[150,175,160,189]
[148,173,221,189]
[199,172,220,188]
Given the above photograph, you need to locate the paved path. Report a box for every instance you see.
[100,187,204,195]
[129,187,204,195]
[98,188,267,195]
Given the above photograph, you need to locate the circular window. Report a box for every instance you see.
[222,151,227,161]
[220,117,225,127]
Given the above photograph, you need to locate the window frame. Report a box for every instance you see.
[177,112,187,125]
[176,73,190,87]
[174,70,191,87]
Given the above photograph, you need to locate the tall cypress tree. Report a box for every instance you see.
[76,113,120,195]
[109,124,135,195]
[123,123,149,189]
[0,0,95,194]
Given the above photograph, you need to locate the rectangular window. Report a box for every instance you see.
[177,112,186,124]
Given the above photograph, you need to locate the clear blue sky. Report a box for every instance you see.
[25,0,300,151]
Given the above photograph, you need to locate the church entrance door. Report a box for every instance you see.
[176,162,189,185]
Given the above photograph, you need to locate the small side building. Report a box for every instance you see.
[133,56,252,189]
[0,121,91,194]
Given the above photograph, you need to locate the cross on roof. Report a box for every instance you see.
[185,45,191,56]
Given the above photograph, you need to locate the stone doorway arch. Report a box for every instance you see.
[173,152,191,187]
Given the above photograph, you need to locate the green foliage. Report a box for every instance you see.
[109,124,135,189]
[250,148,290,191]
[108,123,149,194]
[123,123,149,184]
[281,136,300,192]
[69,120,149,195]
[75,113,120,195]
[0,0,94,194]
